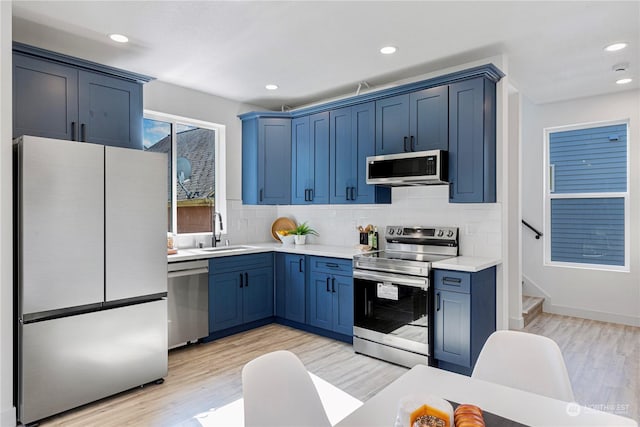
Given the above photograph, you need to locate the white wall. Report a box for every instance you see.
[0,1,16,425]
[521,90,640,326]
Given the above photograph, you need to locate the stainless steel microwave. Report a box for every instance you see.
[366,150,448,186]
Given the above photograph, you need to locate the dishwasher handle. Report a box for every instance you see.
[167,267,209,278]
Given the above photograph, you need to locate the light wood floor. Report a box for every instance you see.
[522,312,640,423]
[37,314,639,426]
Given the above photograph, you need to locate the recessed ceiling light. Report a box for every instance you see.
[109,34,129,43]
[265,84,279,90]
[605,42,627,52]
[380,46,397,55]
[616,78,632,85]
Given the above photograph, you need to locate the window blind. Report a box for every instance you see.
[551,198,625,266]
[549,124,627,193]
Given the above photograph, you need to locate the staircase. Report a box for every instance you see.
[522,295,544,326]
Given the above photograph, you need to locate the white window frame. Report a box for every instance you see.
[144,109,227,238]
[543,119,630,272]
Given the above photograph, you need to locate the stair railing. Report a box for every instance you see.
[522,220,543,240]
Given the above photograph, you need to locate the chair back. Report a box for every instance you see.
[242,350,332,427]
[472,330,575,402]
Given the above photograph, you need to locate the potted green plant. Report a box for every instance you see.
[292,221,318,245]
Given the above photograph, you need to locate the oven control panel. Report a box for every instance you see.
[385,226,458,239]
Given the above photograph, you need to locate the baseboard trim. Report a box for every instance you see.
[544,304,640,327]
[509,316,525,330]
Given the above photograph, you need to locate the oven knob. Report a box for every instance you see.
[437,230,444,237]
[396,227,403,235]
[388,228,394,235]
[447,230,454,237]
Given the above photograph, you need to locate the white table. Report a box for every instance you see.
[335,365,637,427]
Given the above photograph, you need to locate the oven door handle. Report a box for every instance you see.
[353,269,428,289]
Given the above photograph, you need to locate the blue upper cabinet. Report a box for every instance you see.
[375,86,448,155]
[12,44,150,149]
[78,71,142,149]
[242,116,292,205]
[13,53,79,141]
[448,77,496,203]
[291,112,329,204]
[330,103,390,204]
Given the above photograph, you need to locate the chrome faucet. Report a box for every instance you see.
[212,211,223,247]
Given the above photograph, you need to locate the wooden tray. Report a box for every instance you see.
[271,217,296,241]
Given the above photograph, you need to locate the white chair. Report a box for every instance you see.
[242,350,332,427]
[472,330,575,402]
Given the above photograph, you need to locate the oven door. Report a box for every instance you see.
[353,269,430,356]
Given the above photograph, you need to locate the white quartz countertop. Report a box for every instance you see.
[432,256,501,272]
[168,242,501,272]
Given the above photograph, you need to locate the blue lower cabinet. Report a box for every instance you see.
[433,267,496,375]
[208,253,274,334]
[275,253,306,323]
[307,256,353,336]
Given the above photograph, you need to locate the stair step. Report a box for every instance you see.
[522,295,544,327]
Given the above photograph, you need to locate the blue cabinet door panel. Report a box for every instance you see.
[435,290,471,367]
[78,71,143,149]
[243,266,274,323]
[258,118,291,204]
[353,102,384,203]
[284,255,306,323]
[375,94,410,155]
[329,106,354,203]
[291,116,310,204]
[209,272,243,332]
[308,272,333,330]
[332,274,353,336]
[310,112,330,204]
[13,54,78,141]
[449,78,496,203]
[409,85,448,151]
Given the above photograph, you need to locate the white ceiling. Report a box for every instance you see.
[11,1,640,110]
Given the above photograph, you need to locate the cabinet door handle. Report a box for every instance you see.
[80,123,86,142]
[331,277,336,293]
[71,121,77,141]
[436,292,441,311]
[350,187,356,201]
[306,189,311,201]
[309,188,313,201]
[245,272,249,287]
[299,258,303,273]
[239,273,244,288]
[403,136,409,152]
[345,186,350,201]
[326,277,330,292]
[443,277,462,284]
[410,135,415,151]
[259,188,264,202]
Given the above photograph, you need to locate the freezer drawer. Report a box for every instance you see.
[18,300,168,425]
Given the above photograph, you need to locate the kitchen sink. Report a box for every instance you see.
[195,245,257,255]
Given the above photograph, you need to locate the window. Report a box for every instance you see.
[143,111,226,235]
[545,121,628,270]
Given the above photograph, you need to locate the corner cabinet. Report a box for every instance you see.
[241,115,292,205]
[448,77,497,203]
[12,44,150,150]
[307,257,353,336]
[208,253,274,333]
[330,103,391,204]
[291,112,330,204]
[433,267,496,376]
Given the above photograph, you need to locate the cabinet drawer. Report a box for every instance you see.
[308,256,352,275]
[433,270,470,294]
[209,253,273,274]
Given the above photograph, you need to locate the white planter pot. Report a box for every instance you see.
[294,235,306,245]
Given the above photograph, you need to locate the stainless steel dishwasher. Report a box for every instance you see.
[167,260,209,349]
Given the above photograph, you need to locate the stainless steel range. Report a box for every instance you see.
[352,225,459,368]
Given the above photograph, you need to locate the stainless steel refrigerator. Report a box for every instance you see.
[14,135,168,425]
